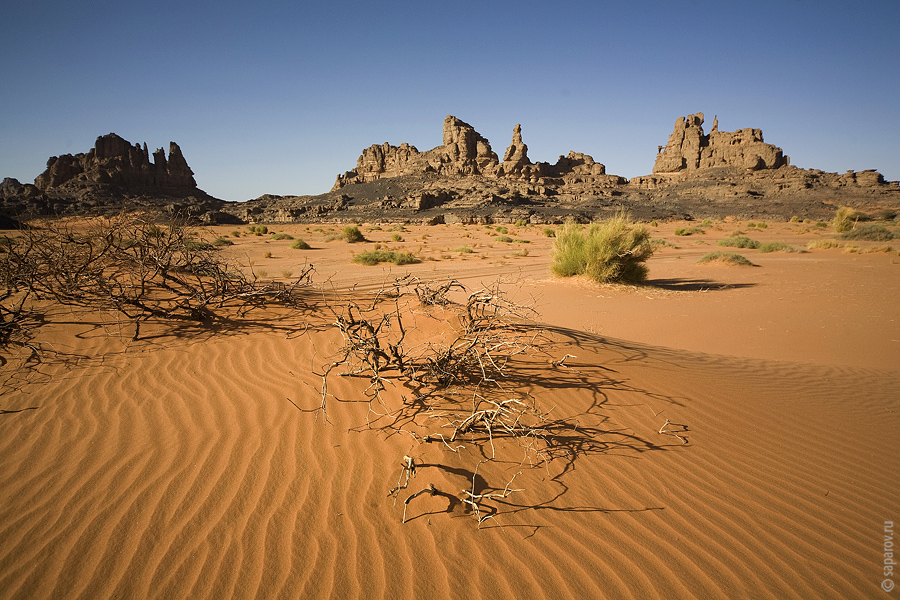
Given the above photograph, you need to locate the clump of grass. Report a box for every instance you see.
[230,230,241,237]
[674,225,705,236]
[454,246,474,253]
[815,222,828,228]
[352,250,420,265]
[790,216,801,223]
[368,225,383,231]
[495,235,513,243]
[270,233,294,240]
[248,224,268,236]
[758,242,802,253]
[650,220,659,227]
[282,270,293,278]
[212,237,234,247]
[697,251,757,266]
[291,239,311,250]
[718,236,760,249]
[807,239,844,250]
[513,239,530,244]
[700,218,713,226]
[839,223,895,242]
[389,224,407,232]
[263,251,273,259]
[391,233,403,242]
[861,244,895,254]
[832,206,865,233]
[650,238,676,249]
[513,247,529,257]
[495,226,509,234]
[343,225,366,243]
[514,219,528,227]
[543,226,556,237]
[183,240,216,251]
[550,211,653,283]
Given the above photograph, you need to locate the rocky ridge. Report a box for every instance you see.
[0,133,234,223]
[228,114,898,224]
[2,116,898,226]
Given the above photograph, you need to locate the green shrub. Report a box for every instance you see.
[495,235,513,243]
[514,219,528,227]
[212,237,234,247]
[183,240,216,251]
[839,223,895,242]
[756,221,768,229]
[543,227,556,237]
[758,242,793,253]
[790,216,801,223]
[352,250,419,265]
[342,225,366,243]
[700,218,713,227]
[230,230,241,237]
[697,251,757,266]
[391,233,403,242]
[832,206,864,233]
[674,225,704,236]
[650,220,659,227]
[717,236,760,249]
[650,238,676,249]
[513,239,530,244]
[815,222,828,228]
[291,239,311,250]
[248,224,268,235]
[270,233,293,240]
[454,246,474,253]
[550,211,653,283]
[495,226,508,234]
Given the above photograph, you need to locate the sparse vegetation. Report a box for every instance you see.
[839,223,895,242]
[495,236,513,243]
[291,238,311,250]
[352,250,419,265]
[697,251,757,266]
[674,225,704,236]
[248,224,269,236]
[717,236,760,249]
[543,227,556,237]
[270,233,293,240]
[391,233,403,242]
[212,237,234,247]
[807,239,844,250]
[832,206,865,233]
[650,238,676,249]
[343,225,366,243]
[514,219,527,227]
[454,247,474,253]
[758,242,803,253]
[495,226,508,234]
[550,211,653,283]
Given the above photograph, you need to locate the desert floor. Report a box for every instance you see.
[1,218,898,599]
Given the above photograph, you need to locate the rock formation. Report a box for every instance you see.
[0,134,234,223]
[653,113,788,173]
[36,133,197,192]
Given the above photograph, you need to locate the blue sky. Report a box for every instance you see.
[2,0,898,201]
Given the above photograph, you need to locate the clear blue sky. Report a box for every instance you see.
[2,0,898,201]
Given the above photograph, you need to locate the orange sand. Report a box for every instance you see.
[1,219,898,599]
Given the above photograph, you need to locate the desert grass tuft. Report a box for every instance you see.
[697,251,757,266]
[758,241,804,253]
[832,206,865,233]
[352,250,420,266]
[551,211,653,283]
[717,236,760,249]
[543,227,556,237]
[342,225,367,243]
[674,225,705,236]
[270,233,293,240]
[806,239,844,250]
[838,223,895,242]
[291,238,311,250]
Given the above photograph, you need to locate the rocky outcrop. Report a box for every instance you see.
[654,113,788,173]
[0,134,234,223]
[333,116,502,189]
[35,133,197,192]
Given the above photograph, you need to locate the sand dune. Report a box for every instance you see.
[1,220,898,599]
